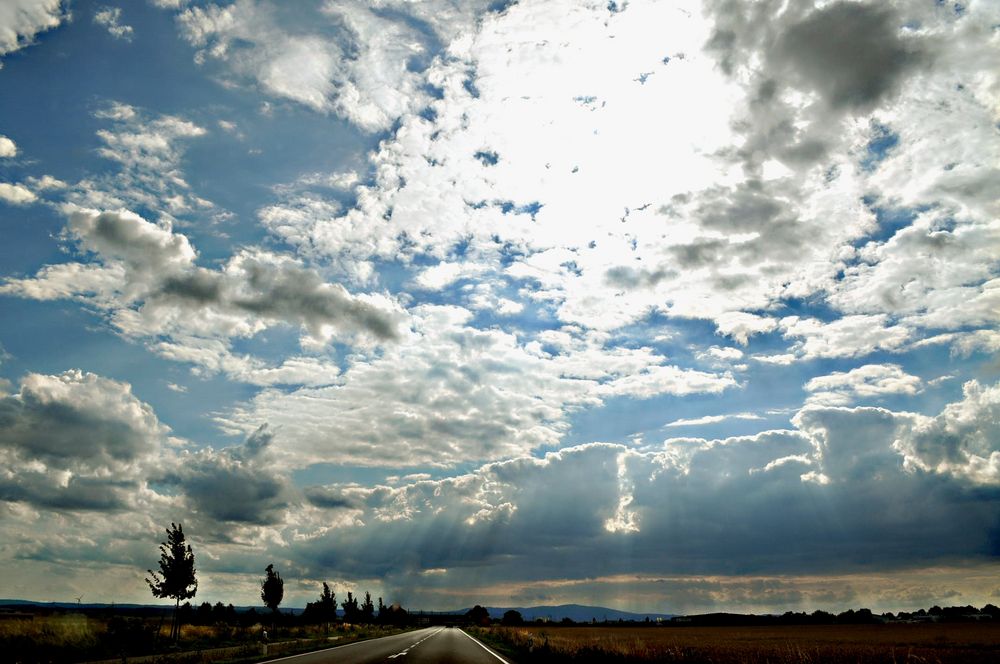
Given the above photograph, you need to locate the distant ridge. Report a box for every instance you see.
[0,600,302,614]
[452,604,673,622]
[1,599,671,622]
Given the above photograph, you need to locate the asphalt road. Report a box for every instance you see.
[263,627,513,664]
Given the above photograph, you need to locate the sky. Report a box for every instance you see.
[0,0,998,615]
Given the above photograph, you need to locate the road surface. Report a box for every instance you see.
[263,627,513,664]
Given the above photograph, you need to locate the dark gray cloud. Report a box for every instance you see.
[159,425,292,525]
[230,258,402,340]
[668,238,728,269]
[707,1,928,112]
[0,474,134,512]
[604,266,674,289]
[303,486,358,510]
[6,208,406,361]
[698,184,784,232]
[703,0,930,180]
[284,385,1000,588]
[150,255,404,341]
[772,3,929,111]
[158,268,224,304]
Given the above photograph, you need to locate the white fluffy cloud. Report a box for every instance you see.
[175,0,494,131]
[0,182,36,205]
[72,103,212,216]
[0,135,17,158]
[805,363,923,406]
[0,0,65,57]
[219,304,735,468]
[0,370,169,511]
[94,6,134,41]
[894,380,1000,486]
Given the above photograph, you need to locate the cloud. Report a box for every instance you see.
[174,0,495,131]
[781,315,912,360]
[894,380,1000,486]
[0,370,168,511]
[94,6,134,42]
[158,425,293,525]
[665,412,762,428]
[0,0,65,57]
[217,305,735,468]
[2,207,405,382]
[286,386,1000,588]
[413,262,489,290]
[805,364,923,406]
[0,135,17,158]
[63,103,213,219]
[830,210,1000,332]
[0,182,37,205]
[769,3,929,111]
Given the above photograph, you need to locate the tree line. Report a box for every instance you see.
[146,523,408,641]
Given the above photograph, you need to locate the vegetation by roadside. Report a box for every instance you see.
[470,623,1000,664]
[0,613,412,664]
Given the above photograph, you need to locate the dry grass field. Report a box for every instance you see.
[0,613,401,663]
[477,623,1000,663]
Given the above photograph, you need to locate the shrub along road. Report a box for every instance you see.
[261,626,512,664]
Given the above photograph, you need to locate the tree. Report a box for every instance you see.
[342,591,360,623]
[304,582,336,626]
[467,605,490,626]
[361,591,375,623]
[501,609,523,626]
[261,564,284,614]
[146,523,197,642]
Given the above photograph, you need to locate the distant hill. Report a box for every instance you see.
[1,599,671,622]
[0,599,303,615]
[0,599,157,611]
[453,604,673,623]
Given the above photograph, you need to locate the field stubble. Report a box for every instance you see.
[478,623,1000,663]
[0,613,400,663]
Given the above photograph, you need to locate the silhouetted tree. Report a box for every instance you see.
[261,564,284,614]
[361,592,375,623]
[342,591,360,623]
[146,523,198,641]
[304,582,337,626]
[380,602,408,626]
[467,605,490,626]
[501,610,523,626]
[241,607,259,628]
[377,597,386,620]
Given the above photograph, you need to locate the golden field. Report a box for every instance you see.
[476,623,1000,663]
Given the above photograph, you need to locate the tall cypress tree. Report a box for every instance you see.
[146,523,198,641]
[261,564,284,613]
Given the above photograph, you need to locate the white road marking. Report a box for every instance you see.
[259,627,434,663]
[459,629,512,664]
[387,627,444,658]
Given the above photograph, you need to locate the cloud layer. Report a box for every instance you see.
[0,0,997,612]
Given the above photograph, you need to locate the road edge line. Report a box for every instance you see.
[459,628,513,664]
